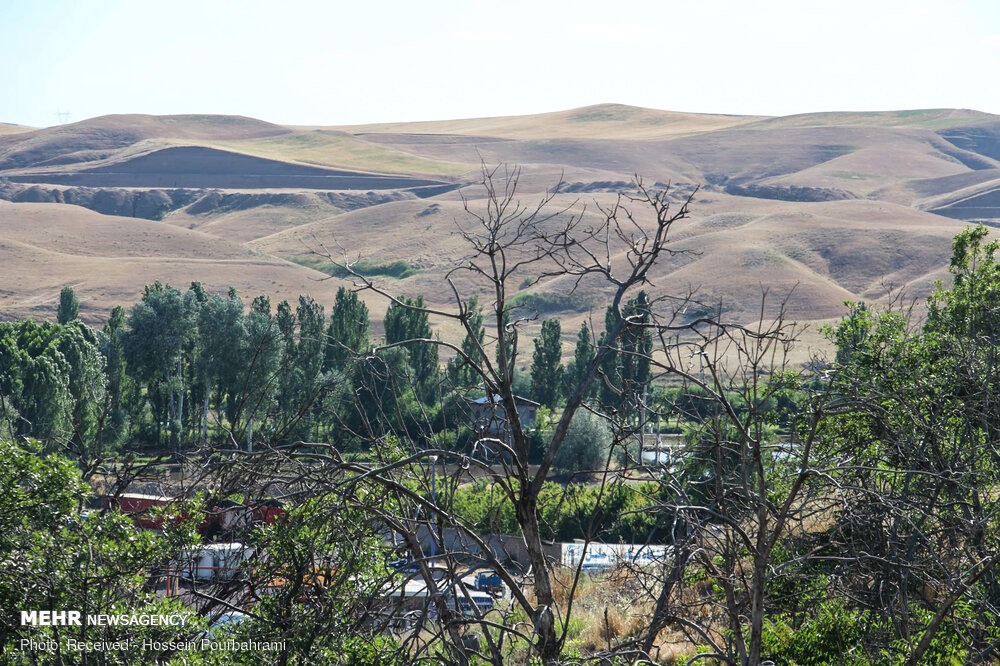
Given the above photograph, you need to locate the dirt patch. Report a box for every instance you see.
[7,146,449,190]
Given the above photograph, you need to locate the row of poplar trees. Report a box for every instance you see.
[0,280,653,459]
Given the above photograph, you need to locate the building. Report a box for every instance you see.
[467,394,539,459]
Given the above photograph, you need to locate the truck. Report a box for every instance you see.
[474,570,505,596]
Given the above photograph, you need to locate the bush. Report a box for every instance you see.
[292,257,417,279]
[761,602,868,665]
[552,410,611,474]
[509,291,590,314]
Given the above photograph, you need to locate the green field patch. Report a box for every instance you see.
[509,291,591,313]
[292,256,417,279]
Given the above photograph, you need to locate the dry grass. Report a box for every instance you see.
[544,566,719,661]
[251,188,968,348]
[316,103,767,141]
[0,200,363,325]
[185,132,472,177]
[1,104,992,336]
[0,123,32,135]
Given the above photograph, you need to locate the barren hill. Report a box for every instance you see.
[0,200,368,325]
[324,104,765,141]
[2,103,999,358]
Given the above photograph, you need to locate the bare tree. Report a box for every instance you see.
[291,164,714,663]
[229,166,856,664]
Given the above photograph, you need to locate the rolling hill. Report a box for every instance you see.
[2,103,999,360]
[0,200,374,325]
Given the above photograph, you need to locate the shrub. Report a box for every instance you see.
[292,257,416,279]
[552,410,612,475]
[509,291,590,314]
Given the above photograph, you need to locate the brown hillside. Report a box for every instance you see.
[1,104,996,347]
[0,201,380,325]
[325,104,765,141]
[0,114,291,171]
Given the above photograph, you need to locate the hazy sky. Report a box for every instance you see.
[2,0,999,128]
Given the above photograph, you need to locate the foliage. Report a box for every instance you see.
[447,295,485,389]
[760,602,868,665]
[508,291,590,314]
[57,285,79,324]
[818,222,1000,663]
[330,259,416,280]
[563,321,595,400]
[293,257,417,280]
[0,319,106,454]
[552,409,612,475]
[383,294,438,400]
[452,478,676,543]
[597,291,652,416]
[223,495,404,665]
[326,287,370,370]
[0,438,203,660]
[530,319,564,408]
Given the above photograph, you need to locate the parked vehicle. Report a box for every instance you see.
[474,570,506,596]
[179,542,252,581]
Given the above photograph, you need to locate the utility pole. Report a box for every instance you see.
[429,455,438,566]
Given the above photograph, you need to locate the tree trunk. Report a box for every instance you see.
[747,554,767,665]
[176,357,184,442]
[202,386,210,444]
[517,489,559,663]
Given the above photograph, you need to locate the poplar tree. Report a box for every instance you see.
[530,319,563,408]
[325,287,369,370]
[447,296,484,389]
[597,291,652,417]
[57,286,79,324]
[384,294,437,397]
[563,321,595,399]
[123,282,195,447]
[196,292,246,443]
[99,305,128,446]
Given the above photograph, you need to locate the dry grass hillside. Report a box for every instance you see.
[0,201,385,325]
[0,123,33,136]
[326,104,765,140]
[2,103,999,360]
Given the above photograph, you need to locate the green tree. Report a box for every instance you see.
[620,290,652,402]
[927,223,1000,338]
[0,439,200,659]
[819,226,1000,662]
[597,291,652,417]
[325,287,369,370]
[0,320,106,460]
[530,319,563,408]
[57,285,79,324]
[275,299,298,424]
[123,282,196,448]
[292,295,326,439]
[383,294,438,400]
[0,320,73,444]
[563,321,595,400]
[99,306,129,446]
[53,320,107,458]
[597,304,620,410]
[232,495,404,664]
[196,291,246,443]
[552,409,611,475]
[447,295,485,389]
[237,295,282,450]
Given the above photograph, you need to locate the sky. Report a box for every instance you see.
[1,0,999,128]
